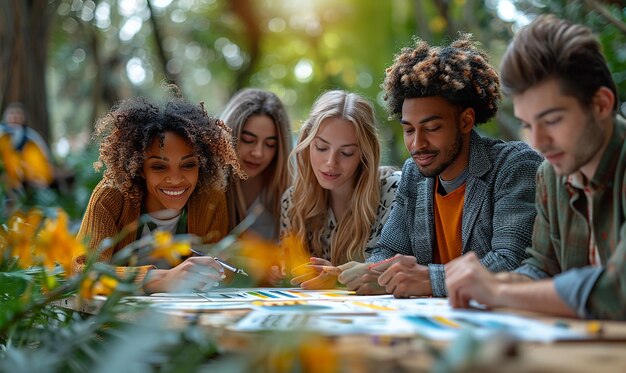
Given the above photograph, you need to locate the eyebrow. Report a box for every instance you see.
[314,135,357,148]
[146,154,197,162]
[242,130,278,140]
[516,107,565,122]
[534,107,565,120]
[400,114,443,125]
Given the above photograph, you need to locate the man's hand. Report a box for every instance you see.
[445,252,500,309]
[374,255,431,298]
[337,262,386,295]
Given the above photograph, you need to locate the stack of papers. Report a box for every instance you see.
[138,288,589,342]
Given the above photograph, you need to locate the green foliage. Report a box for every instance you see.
[53,146,101,221]
[23,0,626,169]
[0,206,224,372]
[45,0,517,166]
[6,3,626,368]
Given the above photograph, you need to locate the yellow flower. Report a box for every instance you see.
[267,346,297,373]
[281,233,311,277]
[150,230,191,266]
[80,272,119,299]
[0,209,43,267]
[299,335,338,373]
[35,210,86,276]
[0,134,24,188]
[21,141,53,186]
[264,335,338,373]
[232,234,311,285]
[235,234,282,283]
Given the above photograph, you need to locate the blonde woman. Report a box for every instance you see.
[280,90,400,289]
[221,89,293,240]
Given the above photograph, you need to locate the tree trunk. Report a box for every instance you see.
[147,0,181,88]
[229,0,261,93]
[0,0,56,143]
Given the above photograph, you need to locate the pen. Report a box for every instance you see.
[214,257,249,276]
[190,248,249,276]
[367,256,398,271]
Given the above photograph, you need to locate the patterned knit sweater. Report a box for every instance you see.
[73,179,229,284]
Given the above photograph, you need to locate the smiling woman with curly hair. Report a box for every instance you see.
[75,90,244,294]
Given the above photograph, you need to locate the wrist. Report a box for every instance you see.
[142,269,165,294]
[491,282,509,308]
[494,271,532,284]
[419,264,433,295]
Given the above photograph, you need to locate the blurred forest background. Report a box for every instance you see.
[2,0,626,218]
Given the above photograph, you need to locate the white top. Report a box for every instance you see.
[279,171,401,261]
[137,213,182,269]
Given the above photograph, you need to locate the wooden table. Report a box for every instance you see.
[53,294,626,372]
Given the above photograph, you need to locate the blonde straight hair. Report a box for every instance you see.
[221,89,293,237]
[288,90,380,264]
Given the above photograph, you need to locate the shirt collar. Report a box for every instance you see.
[566,171,586,191]
[586,115,626,191]
[562,115,625,192]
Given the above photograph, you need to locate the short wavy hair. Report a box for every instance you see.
[500,14,618,111]
[383,34,501,124]
[93,94,244,205]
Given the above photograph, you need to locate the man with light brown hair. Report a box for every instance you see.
[446,15,626,320]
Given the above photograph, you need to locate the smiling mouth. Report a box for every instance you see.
[413,153,437,166]
[544,152,563,160]
[161,188,187,196]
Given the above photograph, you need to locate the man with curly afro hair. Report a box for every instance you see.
[447,15,626,320]
[337,34,542,298]
[74,89,245,294]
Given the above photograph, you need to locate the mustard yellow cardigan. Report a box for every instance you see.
[73,179,228,284]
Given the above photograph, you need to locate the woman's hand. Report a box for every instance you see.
[268,265,286,286]
[291,257,340,290]
[337,261,387,295]
[143,256,225,294]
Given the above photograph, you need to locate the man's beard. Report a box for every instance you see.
[415,129,463,178]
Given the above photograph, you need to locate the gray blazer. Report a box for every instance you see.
[368,130,543,296]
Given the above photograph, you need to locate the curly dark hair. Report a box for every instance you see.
[382,34,501,124]
[93,94,244,205]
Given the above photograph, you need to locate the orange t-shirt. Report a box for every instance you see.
[433,179,466,264]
